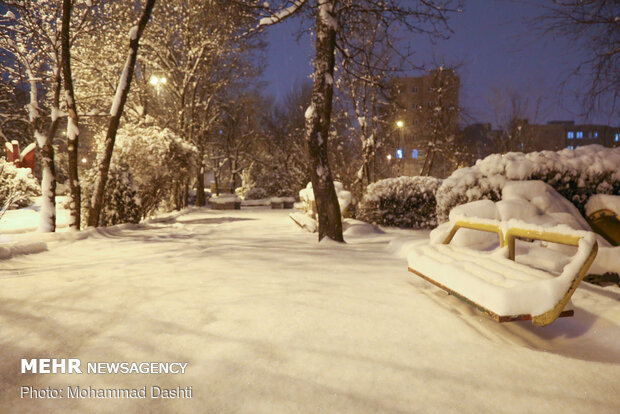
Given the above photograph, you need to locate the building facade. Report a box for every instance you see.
[461,120,620,165]
[389,69,460,177]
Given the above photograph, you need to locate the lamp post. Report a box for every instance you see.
[395,120,404,175]
[149,75,167,95]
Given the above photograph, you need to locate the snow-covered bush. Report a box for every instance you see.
[81,162,141,227]
[235,165,264,199]
[241,187,268,200]
[436,145,620,223]
[95,118,198,216]
[0,158,41,208]
[356,176,442,229]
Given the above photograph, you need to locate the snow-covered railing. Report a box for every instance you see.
[409,217,598,326]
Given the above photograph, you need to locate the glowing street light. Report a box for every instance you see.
[149,75,167,95]
[386,154,392,160]
[396,120,404,128]
[81,157,87,164]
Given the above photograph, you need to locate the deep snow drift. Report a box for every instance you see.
[1,207,620,413]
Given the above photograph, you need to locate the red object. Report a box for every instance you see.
[5,140,35,172]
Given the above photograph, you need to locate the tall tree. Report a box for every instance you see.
[488,87,544,153]
[61,0,81,229]
[87,0,157,227]
[252,0,459,241]
[1,0,98,231]
[304,0,342,241]
[418,67,460,177]
[0,79,29,147]
[142,0,261,207]
[339,22,393,196]
[1,1,63,232]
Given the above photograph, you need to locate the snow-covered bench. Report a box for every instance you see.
[291,181,352,232]
[270,197,295,209]
[210,195,241,210]
[408,218,598,326]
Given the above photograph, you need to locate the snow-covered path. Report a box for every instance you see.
[1,208,619,413]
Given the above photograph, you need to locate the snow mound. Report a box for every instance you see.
[0,240,47,260]
[342,219,384,237]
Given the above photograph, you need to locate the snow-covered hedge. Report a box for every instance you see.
[357,176,442,229]
[0,158,40,208]
[81,162,142,227]
[436,145,620,223]
[237,186,267,200]
[97,118,198,216]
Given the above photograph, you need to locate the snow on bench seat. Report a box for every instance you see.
[408,218,598,326]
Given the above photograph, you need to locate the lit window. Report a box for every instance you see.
[411,149,418,159]
[567,131,574,139]
[594,131,598,138]
[396,149,403,159]
[567,145,574,150]
[576,131,583,139]
[615,133,620,142]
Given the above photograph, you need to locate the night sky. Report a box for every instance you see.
[261,0,617,127]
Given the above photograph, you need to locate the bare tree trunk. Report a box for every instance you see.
[213,173,220,196]
[61,0,81,229]
[305,0,343,242]
[28,64,59,233]
[87,0,157,227]
[196,163,205,206]
[29,69,61,233]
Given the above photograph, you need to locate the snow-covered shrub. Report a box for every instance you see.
[241,187,267,200]
[436,145,620,223]
[235,165,264,199]
[357,176,442,229]
[0,158,41,208]
[81,162,141,227]
[95,118,198,216]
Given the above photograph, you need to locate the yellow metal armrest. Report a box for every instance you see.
[504,228,583,261]
[503,227,598,326]
[443,220,506,247]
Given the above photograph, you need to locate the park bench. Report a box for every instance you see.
[408,218,598,326]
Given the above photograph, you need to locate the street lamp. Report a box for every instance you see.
[395,120,405,174]
[149,75,167,95]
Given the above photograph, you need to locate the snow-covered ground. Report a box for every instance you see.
[1,206,620,413]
